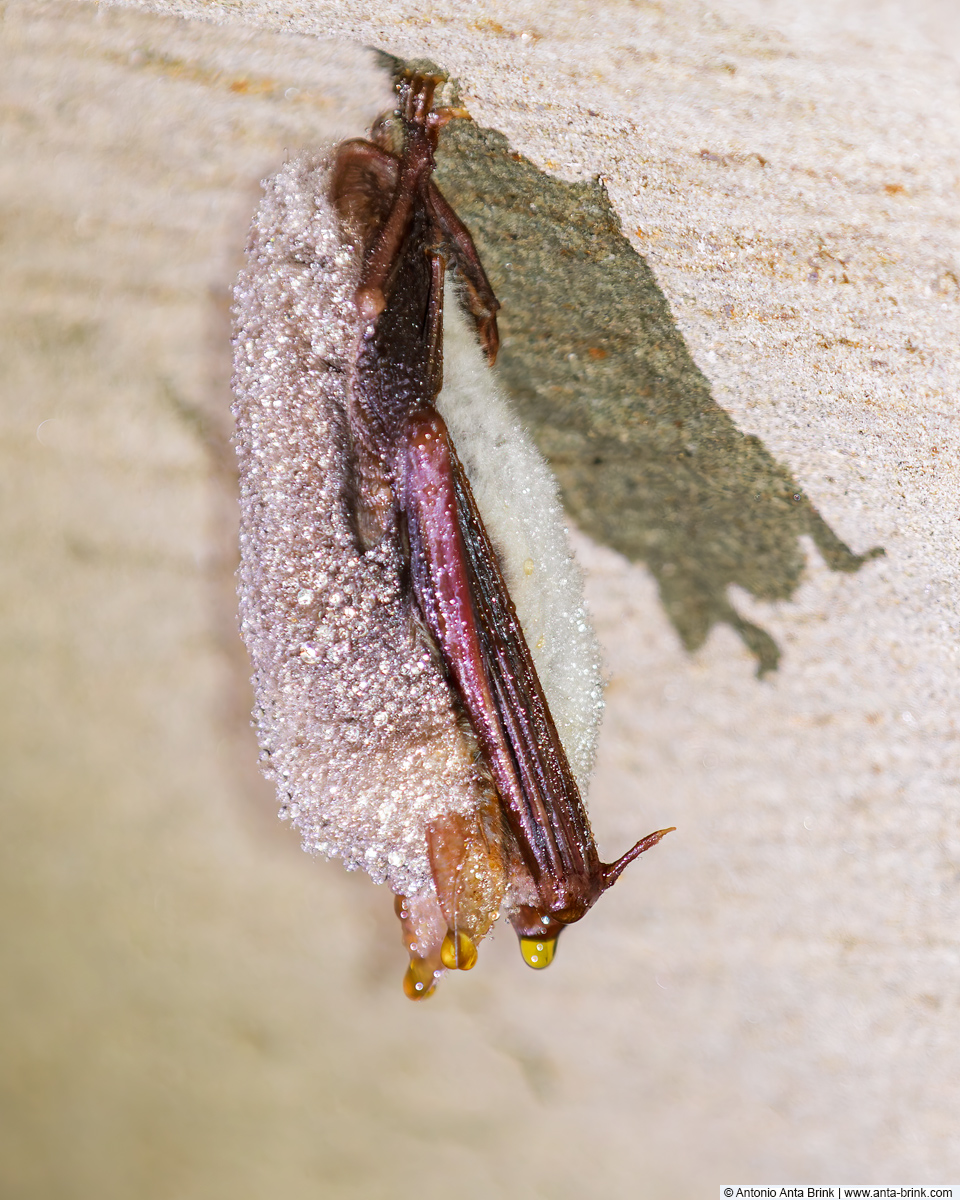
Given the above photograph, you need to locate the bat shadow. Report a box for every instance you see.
[432,115,882,676]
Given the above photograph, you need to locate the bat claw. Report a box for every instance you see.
[428,106,471,134]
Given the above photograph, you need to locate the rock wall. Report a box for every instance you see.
[3,0,960,1194]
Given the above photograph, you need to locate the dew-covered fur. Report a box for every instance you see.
[233,150,603,899]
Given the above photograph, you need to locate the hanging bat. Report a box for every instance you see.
[232,71,673,999]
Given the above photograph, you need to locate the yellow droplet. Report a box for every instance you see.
[523,558,535,576]
[440,929,479,971]
[519,936,558,970]
[402,960,438,1001]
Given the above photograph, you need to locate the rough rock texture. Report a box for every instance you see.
[4,0,960,1196]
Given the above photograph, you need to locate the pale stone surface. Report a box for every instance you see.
[4,0,960,1195]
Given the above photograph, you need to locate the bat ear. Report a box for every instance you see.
[425,804,507,970]
[395,893,447,1000]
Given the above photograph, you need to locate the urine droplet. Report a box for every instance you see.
[519,935,558,970]
[402,958,438,1001]
[440,929,479,971]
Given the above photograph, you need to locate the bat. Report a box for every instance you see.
[233,71,673,999]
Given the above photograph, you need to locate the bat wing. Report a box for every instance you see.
[402,407,599,916]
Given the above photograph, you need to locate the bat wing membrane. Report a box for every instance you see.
[403,409,596,903]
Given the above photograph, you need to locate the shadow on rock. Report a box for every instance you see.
[432,114,881,676]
